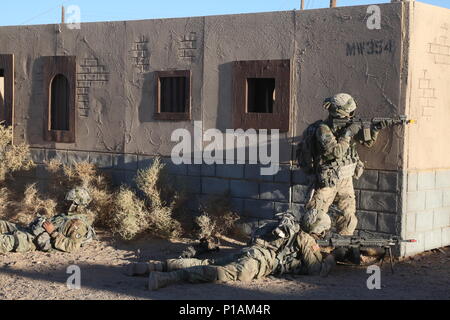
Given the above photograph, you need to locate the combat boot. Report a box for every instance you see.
[320,254,336,277]
[148,260,166,272]
[125,262,151,277]
[125,260,166,276]
[148,270,187,291]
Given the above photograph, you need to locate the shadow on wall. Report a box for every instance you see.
[27,57,55,152]
[138,72,155,123]
[216,62,234,131]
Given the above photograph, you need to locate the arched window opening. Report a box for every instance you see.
[50,74,70,131]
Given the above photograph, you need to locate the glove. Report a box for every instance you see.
[344,123,361,138]
[374,120,391,131]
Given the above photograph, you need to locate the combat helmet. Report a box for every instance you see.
[65,187,92,208]
[323,93,357,119]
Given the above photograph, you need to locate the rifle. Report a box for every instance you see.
[317,235,417,273]
[179,237,220,259]
[333,115,416,142]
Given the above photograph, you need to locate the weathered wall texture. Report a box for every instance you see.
[0,4,406,167]
[294,5,405,171]
[402,2,450,255]
[0,3,417,245]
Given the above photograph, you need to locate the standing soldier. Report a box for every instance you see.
[298,93,390,237]
[126,212,336,291]
[0,187,96,254]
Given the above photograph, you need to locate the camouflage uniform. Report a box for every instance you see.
[0,220,36,253]
[0,187,95,254]
[302,94,380,236]
[127,213,334,290]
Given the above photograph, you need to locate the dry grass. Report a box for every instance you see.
[0,187,11,219]
[103,158,185,241]
[198,194,240,237]
[16,184,57,224]
[134,157,184,240]
[135,158,165,208]
[40,160,115,227]
[110,187,149,241]
[0,124,34,183]
[195,214,216,239]
[0,184,57,225]
[0,129,188,242]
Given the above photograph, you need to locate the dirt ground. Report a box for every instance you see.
[0,231,449,300]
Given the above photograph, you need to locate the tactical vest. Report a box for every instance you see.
[50,213,96,244]
[249,216,303,275]
[315,122,360,188]
[29,212,96,251]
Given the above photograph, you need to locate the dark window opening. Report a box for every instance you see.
[0,55,14,127]
[247,78,275,113]
[154,70,191,121]
[160,77,187,113]
[43,55,76,143]
[50,74,70,131]
[233,60,290,132]
[0,69,4,125]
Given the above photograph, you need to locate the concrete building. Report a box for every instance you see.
[0,0,448,255]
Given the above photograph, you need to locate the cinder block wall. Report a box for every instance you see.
[27,148,403,237]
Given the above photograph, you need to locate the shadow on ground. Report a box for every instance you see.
[0,233,449,300]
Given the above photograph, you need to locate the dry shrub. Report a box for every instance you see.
[199,194,240,237]
[0,187,11,219]
[0,184,57,225]
[109,158,184,241]
[16,184,57,224]
[135,157,183,240]
[135,158,165,208]
[111,187,149,241]
[195,214,216,239]
[0,124,34,182]
[148,206,183,239]
[42,160,115,227]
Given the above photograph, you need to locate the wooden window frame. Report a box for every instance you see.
[0,54,14,127]
[43,56,76,143]
[233,60,291,132]
[154,70,191,121]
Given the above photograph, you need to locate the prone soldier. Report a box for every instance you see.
[0,187,96,254]
[126,212,336,291]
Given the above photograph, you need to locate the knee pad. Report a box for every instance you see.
[303,212,331,235]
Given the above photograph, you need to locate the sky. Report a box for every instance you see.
[0,0,449,27]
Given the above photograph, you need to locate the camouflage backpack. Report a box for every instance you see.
[296,120,323,174]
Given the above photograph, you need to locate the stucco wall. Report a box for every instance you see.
[0,3,406,169]
[402,1,450,255]
[294,4,405,170]
[0,3,416,244]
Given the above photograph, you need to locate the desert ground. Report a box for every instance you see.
[0,231,449,300]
